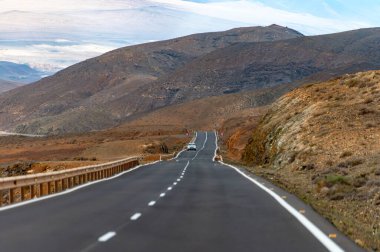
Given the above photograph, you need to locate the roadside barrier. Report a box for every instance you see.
[0,157,139,207]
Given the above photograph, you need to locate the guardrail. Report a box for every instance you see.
[0,157,140,207]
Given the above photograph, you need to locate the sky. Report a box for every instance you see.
[0,0,379,73]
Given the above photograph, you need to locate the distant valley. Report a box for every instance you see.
[0,61,47,84]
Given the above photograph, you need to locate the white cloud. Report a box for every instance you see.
[0,0,373,72]
[150,0,369,35]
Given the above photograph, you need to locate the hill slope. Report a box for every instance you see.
[122,84,292,130]
[3,27,380,135]
[0,79,22,93]
[137,27,380,109]
[0,25,303,134]
[242,71,380,249]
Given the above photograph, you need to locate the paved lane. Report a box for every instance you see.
[0,132,362,252]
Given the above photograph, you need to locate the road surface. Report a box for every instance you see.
[0,132,362,251]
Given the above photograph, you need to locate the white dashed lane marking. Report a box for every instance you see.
[148,201,156,206]
[130,213,142,221]
[167,187,172,191]
[160,193,166,197]
[98,232,116,242]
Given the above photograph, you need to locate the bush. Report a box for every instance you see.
[339,151,353,158]
[338,158,364,168]
[325,175,350,186]
[358,108,375,115]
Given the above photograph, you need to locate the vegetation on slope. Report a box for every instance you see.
[242,71,380,250]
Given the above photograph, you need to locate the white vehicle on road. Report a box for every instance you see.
[186,143,197,151]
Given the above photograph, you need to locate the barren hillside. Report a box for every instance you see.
[242,71,380,250]
[123,84,292,130]
[0,79,22,93]
[0,25,302,135]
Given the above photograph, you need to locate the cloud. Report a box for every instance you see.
[0,0,375,72]
[0,42,117,72]
[150,0,369,34]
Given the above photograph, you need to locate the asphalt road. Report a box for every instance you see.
[0,132,362,252]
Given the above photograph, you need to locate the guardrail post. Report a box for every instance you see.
[54,181,59,193]
[0,190,4,206]
[67,178,70,188]
[31,185,36,199]
[48,182,53,194]
[39,183,43,197]
[70,177,73,188]
[62,179,67,190]
[9,188,16,203]
[21,186,27,201]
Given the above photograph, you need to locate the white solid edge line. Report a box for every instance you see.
[130,213,142,221]
[213,130,218,161]
[213,131,343,252]
[0,160,162,212]
[148,201,156,206]
[98,232,116,242]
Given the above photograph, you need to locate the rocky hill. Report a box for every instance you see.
[140,27,380,108]
[0,25,302,134]
[242,71,380,250]
[2,26,380,135]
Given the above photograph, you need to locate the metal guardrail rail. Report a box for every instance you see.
[0,157,140,207]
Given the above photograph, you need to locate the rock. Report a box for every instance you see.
[355,239,365,247]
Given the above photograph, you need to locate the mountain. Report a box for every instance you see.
[134,27,380,110]
[0,61,44,83]
[0,25,303,134]
[0,79,22,93]
[2,26,380,135]
[242,70,380,250]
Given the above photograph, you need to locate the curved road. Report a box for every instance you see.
[0,132,362,251]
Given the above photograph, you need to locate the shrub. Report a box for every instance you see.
[338,158,364,168]
[374,168,380,176]
[326,175,350,186]
[363,98,373,104]
[339,151,353,158]
[358,108,375,115]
